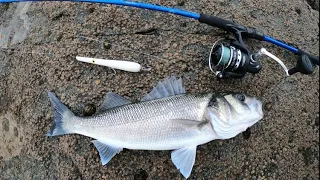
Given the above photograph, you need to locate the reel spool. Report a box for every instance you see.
[211,44,248,72]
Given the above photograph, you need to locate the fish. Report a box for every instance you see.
[46,76,264,178]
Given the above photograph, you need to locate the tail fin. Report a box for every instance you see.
[47,92,75,136]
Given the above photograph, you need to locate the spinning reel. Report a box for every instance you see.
[208,30,317,79]
[209,38,262,78]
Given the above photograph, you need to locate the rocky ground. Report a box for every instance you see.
[0,0,319,179]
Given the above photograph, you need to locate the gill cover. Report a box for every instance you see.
[207,94,263,139]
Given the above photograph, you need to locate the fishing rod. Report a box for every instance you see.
[1,0,319,78]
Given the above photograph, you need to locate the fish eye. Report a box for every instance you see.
[235,94,246,101]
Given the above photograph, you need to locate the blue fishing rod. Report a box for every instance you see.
[1,0,319,78]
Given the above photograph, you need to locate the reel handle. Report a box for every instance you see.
[297,50,319,66]
[288,54,315,75]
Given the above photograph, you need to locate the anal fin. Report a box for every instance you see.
[92,140,123,165]
[171,146,197,179]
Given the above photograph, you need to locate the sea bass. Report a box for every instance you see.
[47,77,263,178]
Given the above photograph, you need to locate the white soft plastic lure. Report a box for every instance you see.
[76,56,142,72]
[47,77,264,178]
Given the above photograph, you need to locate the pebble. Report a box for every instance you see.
[83,104,96,116]
[94,79,101,85]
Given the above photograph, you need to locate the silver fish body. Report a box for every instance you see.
[70,94,215,150]
[47,77,263,178]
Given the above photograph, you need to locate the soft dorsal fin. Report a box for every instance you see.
[141,76,186,101]
[98,92,132,112]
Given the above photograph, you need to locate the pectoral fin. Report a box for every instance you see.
[171,146,197,179]
[172,119,203,126]
[92,140,123,165]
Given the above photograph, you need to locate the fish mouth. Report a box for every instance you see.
[244,96,264,118]
[251,98,264,118]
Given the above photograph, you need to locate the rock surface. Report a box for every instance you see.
[0,0,319,179]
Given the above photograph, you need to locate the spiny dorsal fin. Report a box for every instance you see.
[98,92,132,112]
[141,76,186,101]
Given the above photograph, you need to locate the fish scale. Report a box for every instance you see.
[82,94,210,126]
[72,94,214,150]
